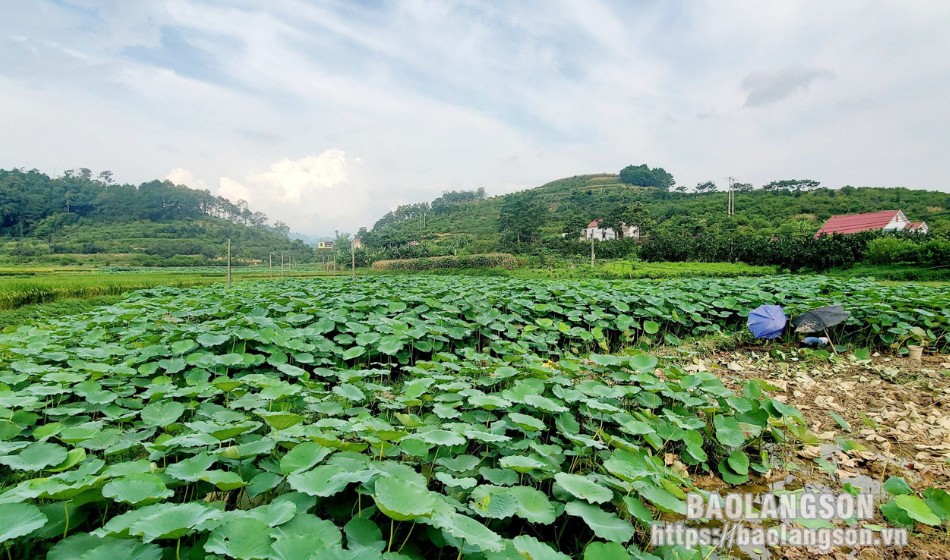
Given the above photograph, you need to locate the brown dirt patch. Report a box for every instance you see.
[679,348,950,559]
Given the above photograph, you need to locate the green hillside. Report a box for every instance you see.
[362,173,950,258]
[0,168,314,266]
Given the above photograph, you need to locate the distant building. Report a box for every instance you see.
[352,238,363,249]
[815,210,927,237]
[581,219,640,241]
[317,241,334,249]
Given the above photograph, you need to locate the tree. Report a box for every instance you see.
[694,181,718,193]
[762,179,820,192]
[619,164,675,191]
[498,195,547,244]
[733,182,754,192]
[603,202,653,237]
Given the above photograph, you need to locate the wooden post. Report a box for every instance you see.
[269,253,272,274]
[226,239,232,288]
[590,234,595,268]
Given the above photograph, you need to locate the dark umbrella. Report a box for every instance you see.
[792,305,850,354]
[747,305,787,339]
[792,305,850,333]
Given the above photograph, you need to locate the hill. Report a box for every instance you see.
[0,168,314,266]
[361,173,950,258]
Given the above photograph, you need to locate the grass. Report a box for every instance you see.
[0,266,342,310]
[0,295,124,330]
[507,260,779,280]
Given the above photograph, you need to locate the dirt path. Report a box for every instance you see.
[680,347,950,559]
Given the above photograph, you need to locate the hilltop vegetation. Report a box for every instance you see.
[360,169,949,270]
[0,168,313,266]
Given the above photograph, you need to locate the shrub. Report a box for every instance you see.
[372,253,521,271]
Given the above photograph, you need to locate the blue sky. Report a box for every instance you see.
[1,0,948,235]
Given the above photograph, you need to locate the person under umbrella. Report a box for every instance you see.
[792,305,850,354]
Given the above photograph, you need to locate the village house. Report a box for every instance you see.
[815,210,929,238]
[581,219,640,241]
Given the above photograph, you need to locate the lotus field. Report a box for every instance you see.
[0,276,948,559]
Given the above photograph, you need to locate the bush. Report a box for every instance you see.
[866,237,919,265]
[372,253,521,271]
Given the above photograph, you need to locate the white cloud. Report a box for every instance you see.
[166,167,207,190]
[246,151,350,203]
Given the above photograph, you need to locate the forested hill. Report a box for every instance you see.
[0,168,313,265]
[361,173,950,257]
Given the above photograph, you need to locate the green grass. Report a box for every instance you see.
[0,266,342,310]
[828,263,950,284]
[507,260,778,280]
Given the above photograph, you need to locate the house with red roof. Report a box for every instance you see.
[814,210,928,238]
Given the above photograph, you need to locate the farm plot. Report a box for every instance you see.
[0,276,947,558]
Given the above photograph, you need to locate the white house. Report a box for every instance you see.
[581,219,640,241]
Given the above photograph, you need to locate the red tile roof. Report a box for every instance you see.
[586,219,602,229]
[815,210,901,237]
[908,221,926,231]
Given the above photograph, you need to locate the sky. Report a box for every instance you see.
[1,1,949,236]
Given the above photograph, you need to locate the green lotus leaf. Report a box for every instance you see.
[512,535,571,560]
[344,516,385,552]
[509,486,556,524]
[333,383,366,402]
[198,470,246,491]
[434,512,504,552]
[373,476,437,521]
[129,502,223,541]
[204,517,274,559]
[583,541,630,560]
[554,473,613,504]
[507,412,545,432]
[564,501,634,543]
[0,502,48,543]
[0,441,68,471]
[49,533,163,560]
[102,473,174,506]
[196,332,230,347]
[499,455,545,473]
[894,494,942,526]
[140,401,185,427]
[256,411,304,431]
[165,453,216,482]
[280,442,332,475]
[416,429,466,447]
[470,486,519,520]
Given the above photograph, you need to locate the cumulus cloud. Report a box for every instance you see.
[741,66,835,108]
[165,167,207,190]
[210,150,377,233]
[246,150,351,202]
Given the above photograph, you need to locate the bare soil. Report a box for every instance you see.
[682,347,950,559]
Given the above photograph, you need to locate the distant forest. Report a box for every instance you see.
[0,168,284,238]
[0,168,312,266]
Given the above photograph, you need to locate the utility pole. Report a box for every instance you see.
[226,239,232,288]
[280,252,284,277]
[351,239,356,281]
[727,177,736,216]
[590,233,595,268]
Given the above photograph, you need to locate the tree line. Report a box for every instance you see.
[0,168,289,237]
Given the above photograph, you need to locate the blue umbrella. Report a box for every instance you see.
[747,305,787,339]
